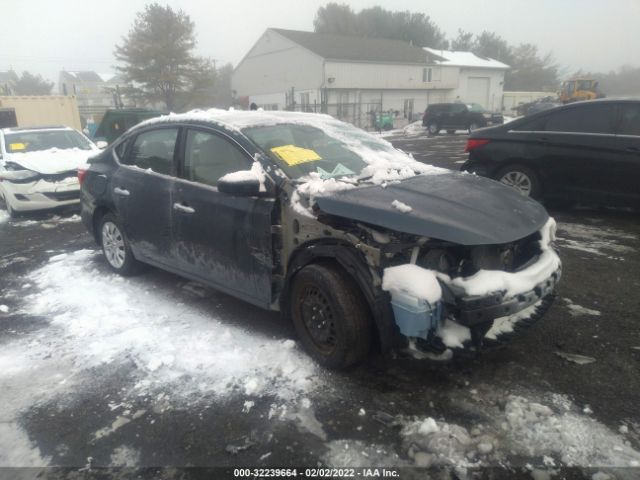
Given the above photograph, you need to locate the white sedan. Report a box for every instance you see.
[0,126,103,217]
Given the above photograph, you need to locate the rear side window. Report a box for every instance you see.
[544,105,616,134]
[182,129,250,187]
[618,104,640,136]
[124,128,179,175]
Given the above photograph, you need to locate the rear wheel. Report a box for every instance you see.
[99,213,140,276]
[495,164,541,199]
[468,122,481,132]
[427,123,440,135]
[290,262,372,369]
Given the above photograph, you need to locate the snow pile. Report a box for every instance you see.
[388,393,640,469]
[403,121,427,136]
[445,217,560,298]
[8,147,98,174]
[0,210,9,224]
[391,200,412,213]
[382,264,442,304]
[485,300,542,340]
[503,395,640,467]
[436,319,471,348]
[291,172,356,217]
[22,250,317,402]
[563,298,601,317]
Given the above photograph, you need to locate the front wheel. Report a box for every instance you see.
[290,262,373,369]
[427,123,440,135]
[0,195,18,219]
[99,213,140,276]
[495,164,541,199]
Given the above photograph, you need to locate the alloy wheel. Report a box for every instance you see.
[101,221,126,268]
[499,170,533,196]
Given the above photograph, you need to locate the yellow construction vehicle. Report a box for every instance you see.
[559,78,605,103]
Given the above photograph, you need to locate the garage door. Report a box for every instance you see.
[466,77,490,109]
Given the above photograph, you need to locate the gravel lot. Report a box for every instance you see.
[0,131,638,479]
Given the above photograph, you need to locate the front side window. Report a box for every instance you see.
[545,105,616,134]
[182,130,250,187]
[124,128,178,175]
[618,104,640,136]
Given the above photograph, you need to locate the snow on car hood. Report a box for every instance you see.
[6,148,99,174]
[315,172,549,245]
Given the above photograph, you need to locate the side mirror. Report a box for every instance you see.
[96,140,108,149]
[217,173,261,196]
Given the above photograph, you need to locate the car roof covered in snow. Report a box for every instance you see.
[137,108,341,133]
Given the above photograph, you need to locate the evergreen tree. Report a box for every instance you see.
[114,3,213,110]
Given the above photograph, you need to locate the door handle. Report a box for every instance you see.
[113,187,130,196]
[173,202,195,214]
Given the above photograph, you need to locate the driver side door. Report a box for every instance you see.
[171,127,275,308]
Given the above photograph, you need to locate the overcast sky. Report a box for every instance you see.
[2,0,638,86]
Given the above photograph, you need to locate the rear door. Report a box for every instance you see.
[536,103,618,201]
[171,127,275,308]
[449,103,468,129]
[112,126,179,265]
[613,103,640,204]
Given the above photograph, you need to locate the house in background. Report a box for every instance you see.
[232,29,509,129]
[58,70,133,125]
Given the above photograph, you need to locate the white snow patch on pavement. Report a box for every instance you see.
[0,210,9,224]
[0,249,319,465]
[556,222,636,259]
[436,319,471,348]
[325,393,640,469]
[563,298,602,317]
[24,249,317,402]
[109,445,141,467]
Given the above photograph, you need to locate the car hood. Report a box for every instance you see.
[314,172,548,245]
[5,148,99,174]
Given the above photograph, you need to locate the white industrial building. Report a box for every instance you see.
[232,29,509,128]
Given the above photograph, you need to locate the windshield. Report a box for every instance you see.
[243,123,397,180]
[4,130,93,153]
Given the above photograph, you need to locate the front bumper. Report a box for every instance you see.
[455,266,561,326]
[0,177,80,212]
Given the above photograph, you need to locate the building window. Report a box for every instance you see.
[422,67,442,83]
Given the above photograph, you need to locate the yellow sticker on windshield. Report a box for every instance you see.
[10,143,26,151]
[270,145,322,166]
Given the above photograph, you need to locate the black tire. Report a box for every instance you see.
[468,122,481,133]
[494,164,542,200]
[427,123,440,135]
[446,129,456,135]
[98,213,141,276]
[290,262,373,369]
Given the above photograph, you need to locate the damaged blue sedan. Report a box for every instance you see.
[79,110,561,369]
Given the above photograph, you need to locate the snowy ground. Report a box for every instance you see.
[0,136,639,476]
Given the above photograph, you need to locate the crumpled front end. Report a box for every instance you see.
[381,218,561,359]
[0,170,81,212]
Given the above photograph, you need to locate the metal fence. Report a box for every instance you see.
[286,101,383,130]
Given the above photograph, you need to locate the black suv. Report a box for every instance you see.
[462,99,640,208]
[422,103,503,135]
[80,110,560,369]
